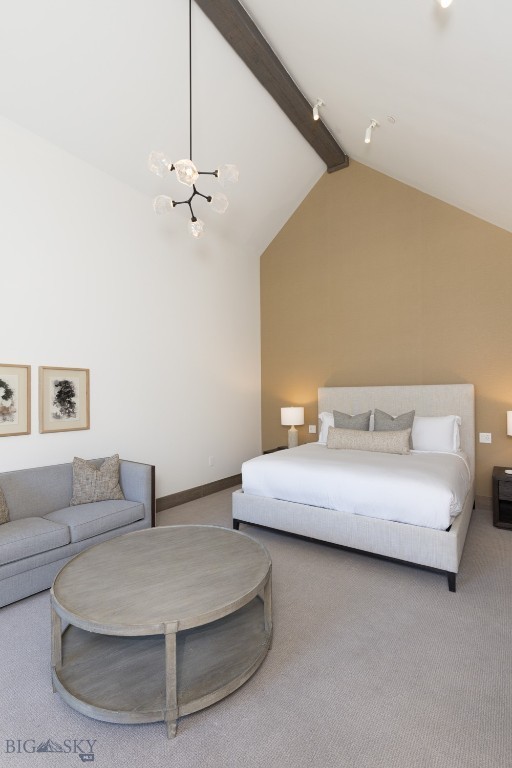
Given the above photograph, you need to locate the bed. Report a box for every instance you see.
[232,384,475,591]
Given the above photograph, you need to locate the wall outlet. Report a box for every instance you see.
[479,433,492,444]
[308,424,317,434]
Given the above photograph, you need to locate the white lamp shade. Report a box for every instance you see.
[507,411,512,436]
[281,407,304,426]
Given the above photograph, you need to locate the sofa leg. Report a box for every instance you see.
[233,518,240,530]
[447,572,456,592]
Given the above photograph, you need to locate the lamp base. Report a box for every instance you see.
[288,426,298,449]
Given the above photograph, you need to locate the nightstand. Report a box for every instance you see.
[263,446,288,454]
[492,466,512,529]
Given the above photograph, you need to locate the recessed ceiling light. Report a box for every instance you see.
[436,0,453,8]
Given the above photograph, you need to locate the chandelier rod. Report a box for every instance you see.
[147,0,238,239]
[189,0,193,162]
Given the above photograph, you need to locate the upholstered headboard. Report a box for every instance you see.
[318,384,475,479]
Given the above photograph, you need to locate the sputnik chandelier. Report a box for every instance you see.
[148,0,238,238]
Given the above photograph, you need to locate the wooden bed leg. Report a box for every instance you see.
[233,518,240,530]
[447,572,456,592]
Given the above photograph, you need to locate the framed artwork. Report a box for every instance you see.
[0,364,31,437]
[39,367,90,434]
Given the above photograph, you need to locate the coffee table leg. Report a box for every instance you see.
[50,604,62,693]
[164,623,178,738]
[264,570,273,649]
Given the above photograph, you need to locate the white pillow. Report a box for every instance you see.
[318,411,334,444]
[411,415,461,452]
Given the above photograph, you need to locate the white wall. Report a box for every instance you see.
[0,116,262,498]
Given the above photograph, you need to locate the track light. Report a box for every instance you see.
[312,99,325,121]
[364,119,379,144]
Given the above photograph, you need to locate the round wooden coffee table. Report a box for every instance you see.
[50,525,272,737]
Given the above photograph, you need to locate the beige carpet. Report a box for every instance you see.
[1,489,511,768]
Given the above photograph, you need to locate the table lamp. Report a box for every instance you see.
[281,406,304,449]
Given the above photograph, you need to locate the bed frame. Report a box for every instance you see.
[233,384,475,592]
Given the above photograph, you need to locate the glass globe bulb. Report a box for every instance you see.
[148,151,172,178]
[189,218,205,238]
[174,159,199,186]
[209,191,229,214]
[217,164,239,186]
[153,195,174,215]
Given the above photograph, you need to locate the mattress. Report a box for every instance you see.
[241,443,472,531]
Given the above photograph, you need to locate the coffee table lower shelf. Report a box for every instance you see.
[52,596,270,729]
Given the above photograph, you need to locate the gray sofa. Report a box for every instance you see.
[0,458,155,608]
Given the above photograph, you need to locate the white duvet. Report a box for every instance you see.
[242,443,472,530]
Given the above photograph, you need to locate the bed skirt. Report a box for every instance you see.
[232,485,474,590]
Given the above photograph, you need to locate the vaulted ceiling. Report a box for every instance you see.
[1,1,511,250]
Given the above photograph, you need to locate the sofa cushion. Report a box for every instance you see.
[0,464,73,521]
[0,486,9,524]
[0,518,70,566]
[71,454,125,506]
[44,500,145,543]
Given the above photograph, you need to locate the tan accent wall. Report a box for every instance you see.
[261,161,512,498]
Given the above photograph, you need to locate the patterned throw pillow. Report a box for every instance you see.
[0,485,9,524]
[327,427,411,455]
[70,454,125,506]
[333,410,371,431]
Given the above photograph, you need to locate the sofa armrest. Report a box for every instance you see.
[119,461,156,527]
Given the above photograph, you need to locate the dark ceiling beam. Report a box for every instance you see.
[194,0,349,173]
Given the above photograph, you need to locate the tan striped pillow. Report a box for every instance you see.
[327,427,411,455]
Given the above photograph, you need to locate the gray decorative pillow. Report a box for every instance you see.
[374,408,415,431]
[70,454,125,506]
[374,408,415,446]
[0,486,9,525]
[327,427,411,455]
[333,410,371,431]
